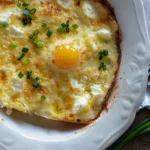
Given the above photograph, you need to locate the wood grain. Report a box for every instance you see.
[121,109,150,150]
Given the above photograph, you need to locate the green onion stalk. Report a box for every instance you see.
[107,118,150,150]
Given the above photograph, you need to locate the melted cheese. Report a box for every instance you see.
[56,0,72,9]
[0,12,12,24]
[0,0,120,124]
[73,93,91,114]
[96,28,112,41]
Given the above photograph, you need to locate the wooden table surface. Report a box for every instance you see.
[121,109,150,150]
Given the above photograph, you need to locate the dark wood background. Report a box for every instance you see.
[121,109,150,150]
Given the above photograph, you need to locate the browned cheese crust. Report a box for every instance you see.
[0,0,122,124]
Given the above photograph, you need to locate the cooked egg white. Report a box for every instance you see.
[0,0,120,124]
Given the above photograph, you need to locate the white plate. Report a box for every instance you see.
[0,0,149,150]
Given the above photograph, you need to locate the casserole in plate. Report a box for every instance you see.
[0,0,149,149]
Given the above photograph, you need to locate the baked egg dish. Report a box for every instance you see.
[0,0,121,124]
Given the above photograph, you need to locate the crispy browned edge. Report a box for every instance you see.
[86,0,122,124]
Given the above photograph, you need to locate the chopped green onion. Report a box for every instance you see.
[22,2,29,7]
[41,95,46,101]
[72,24,79,29]
[98,62,107,71]
[36,41,44,48]
[66,27,70,33]
[10,42,17,48]
[1,22,8,28]
[103,49,108,56]
[42,22,47,28]
[28,15,32,20]
[18,72,24,79]
[23,8,30,16]
[57,26,65,32]
[22,16,32,25]
[22,6,36,25]
[98,51,103,60]
[22,47,29,53]
[98,49,109,60]
[66,20,70,33]
[32,80,39,88]
[18,54,25,61]
[26,71,40,88]
[35,77,40,81]
[22,18,28,25]
[32,77,40,88]
[33,29,40,36]
[66,20,69,27]
[32,39,38,44]
[99,55,103,60]
[61,23,67,28]
[30,8,36,14]
[46,29,53,37]
[27,70,32,79]
[32,39,44,48]
[98,51,103,55]
[57,20,70,33]
[17,2,21,7]
[28,34,34,39]
[23,58,30,65]
[28,29,40,39]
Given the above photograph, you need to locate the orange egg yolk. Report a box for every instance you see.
[53,45,80,70]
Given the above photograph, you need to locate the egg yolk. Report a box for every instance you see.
[53,45,80,70]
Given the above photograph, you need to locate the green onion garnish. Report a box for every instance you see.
[28,34,34,39]
[28,29,40,39]
[18,54,25,61]
[99,55,103,60]
[33,30,40,36]
[32,80,39,88]
[66,20,70,33]
[46,29,53,37]
[57,26,65,32]
[22,2,29,7]
[108,118,150,150]
[98,62,107,71]
[10,42,17,48]
[32,77,40,88]
[103,49,108,56]
[1,22,8,28]
[21,5,36,25]
[98,51,103,55]
[18,72,24,79]
[98,49,109,60]
[27,70,32,79]
[23,8,30,16]
[57,20,70,33]
[35,77,39,81]
[66,27,70,33]
[61,23,67,28]
[41,95,46,101]
[32,39,44,48]
[23,58,30,65]
[30,8,36,14]
[26,71,40,88]
[22,47,29,53]
[42,22,47,28]
[22,16,32,25]
[23,8,36,15]
[17,2,21,7]
[72,24,79,29]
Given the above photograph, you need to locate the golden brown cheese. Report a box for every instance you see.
[0,0,121,124]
